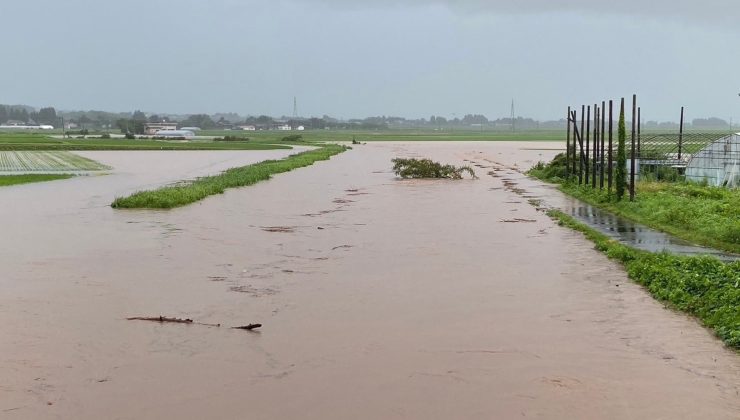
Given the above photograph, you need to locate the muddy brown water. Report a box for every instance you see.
[1,143,738,419]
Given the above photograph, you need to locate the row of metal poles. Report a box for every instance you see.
[565,95,640,201]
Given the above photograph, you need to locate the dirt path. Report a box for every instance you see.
[1,142,738,419]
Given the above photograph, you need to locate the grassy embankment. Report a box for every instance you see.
[0,174,73,187]
[112,144,347,209]
[529,154,740,254]
[548,210,739,349]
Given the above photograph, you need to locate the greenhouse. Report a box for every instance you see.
[685,133,740,187]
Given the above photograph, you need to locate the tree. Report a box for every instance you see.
[616,98,627,201]
[116,118,145,134]
[180,114,215,129]
[132,110,147,122]
[37,107,57,125]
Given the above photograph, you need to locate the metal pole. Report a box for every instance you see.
[572,110,579,177]
[608,100,613,193]
[600,100,606,190]
[630,94,637,201]
[572,111,577,176]
[678,106,684,160]
[580,106,585,184]
[593,104,598,189]
[566,106,571,178]
[585,106,591,186]
[637,107,641,157]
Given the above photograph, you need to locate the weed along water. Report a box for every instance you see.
[1,142,739,419]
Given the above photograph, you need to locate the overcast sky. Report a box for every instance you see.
[1,0,738,121]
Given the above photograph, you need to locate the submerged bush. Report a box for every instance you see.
[392,158,477,179]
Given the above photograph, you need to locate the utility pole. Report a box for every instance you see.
[510,99,516,133]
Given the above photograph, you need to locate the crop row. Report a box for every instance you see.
[0,151,109,172]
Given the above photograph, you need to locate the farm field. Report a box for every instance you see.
[0,151,110,172]
[0,133,290,151]
[198,129,567,142]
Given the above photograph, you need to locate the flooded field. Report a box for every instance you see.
[1,142,738,419]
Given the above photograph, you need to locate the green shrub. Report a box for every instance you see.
[392,158,477,179]
[214,136,249,142]
[282,134,303,142]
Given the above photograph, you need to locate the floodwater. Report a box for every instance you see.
[1,142,738,419]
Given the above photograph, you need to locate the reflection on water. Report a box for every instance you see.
[561,197,738,261]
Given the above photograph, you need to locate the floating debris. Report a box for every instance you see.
[232,324,262,331]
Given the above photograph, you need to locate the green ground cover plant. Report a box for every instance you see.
[548,209,740,349]
[112,144,347,209]
[0,174,73,187]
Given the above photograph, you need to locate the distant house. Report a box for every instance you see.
[238,125,256,131]
[296,125,305,131]
[144,122,178,135]
[277,124,292,131]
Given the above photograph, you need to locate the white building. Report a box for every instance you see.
[154,130,195,139]
[144,122,178,135]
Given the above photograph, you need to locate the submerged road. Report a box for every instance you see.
[1,142,738,419]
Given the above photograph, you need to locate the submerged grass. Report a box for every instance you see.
[548,209,740,349]
[392,158,477,179]
[0,174,74,187]
[112,144,347,209]
[529,154,740,254]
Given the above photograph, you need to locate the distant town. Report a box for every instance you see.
[0,104,735,133]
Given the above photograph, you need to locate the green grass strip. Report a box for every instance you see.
[548,209,740,349]
[0,174,74,187]
[111,144,348,209]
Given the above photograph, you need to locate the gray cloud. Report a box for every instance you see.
[0,0,738,121]
[296,0,739,23]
